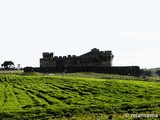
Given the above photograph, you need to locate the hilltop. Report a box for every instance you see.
[148,67,160,73]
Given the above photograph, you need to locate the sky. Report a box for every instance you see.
[0,0,160,69]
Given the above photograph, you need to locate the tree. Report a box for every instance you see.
[1,61,14,69]
[144,70,152,76]
[140,69,152,76]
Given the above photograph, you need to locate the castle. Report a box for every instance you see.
[24,48,140,76]
[40,48,114,68]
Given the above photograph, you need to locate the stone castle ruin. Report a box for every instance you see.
[24,48,140,76]
[40,48,114,68]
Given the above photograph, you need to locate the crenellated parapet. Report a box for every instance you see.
[43,52,54,59]
[53,55,77,59]
[40,48,114,68]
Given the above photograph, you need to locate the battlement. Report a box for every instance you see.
[53,55,77,59]
[90,48,113,56]
[104,51,112,54]
[91,48,99,52]
[40,48,114,68]
[43,52,54,59]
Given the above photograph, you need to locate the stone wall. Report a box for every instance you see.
[24,66,140,77]
[31,48,140,76]
[40,48,114,68]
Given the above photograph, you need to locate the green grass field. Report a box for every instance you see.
[0,72,160,119]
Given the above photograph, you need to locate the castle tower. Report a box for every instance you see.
[104,51,114,66]
[40,52,56,67]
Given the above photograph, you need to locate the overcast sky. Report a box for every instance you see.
[0,0,160,68]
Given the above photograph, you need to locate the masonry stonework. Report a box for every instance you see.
[40,48,114,68]
[24,48,140,77]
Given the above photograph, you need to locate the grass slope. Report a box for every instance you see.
[148,67,160,73]
[0,73,160,119]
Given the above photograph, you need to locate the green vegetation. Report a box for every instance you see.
[148,68,160,74]
[0,72,160,119]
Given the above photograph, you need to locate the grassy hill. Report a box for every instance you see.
[148,67,160,74]
[0,73,160,119]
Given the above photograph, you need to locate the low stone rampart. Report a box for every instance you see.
[24,66,140,77]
